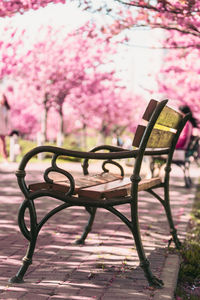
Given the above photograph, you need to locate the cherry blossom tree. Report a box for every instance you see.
[2,1,200,43]
[76,1,200,40]
[0,25,25,80]
[4,21,138,144]
[0,1,65,17]
[0,1,148,145]
[3,81,39,137]
[157,40,200,123]
[69,75,143,147]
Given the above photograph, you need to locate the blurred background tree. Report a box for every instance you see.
[0,0,199,155]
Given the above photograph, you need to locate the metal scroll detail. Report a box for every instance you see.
[102,159,124,177]
[43,154,75,196]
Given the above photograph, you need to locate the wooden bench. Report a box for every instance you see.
[10,99,190,288]
[150,135,200,188]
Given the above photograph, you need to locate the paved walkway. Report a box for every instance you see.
[0,160,199,300]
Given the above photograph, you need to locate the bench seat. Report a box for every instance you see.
[29,172,162,200]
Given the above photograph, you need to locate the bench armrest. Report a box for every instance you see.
[144,148,169,156]
[18,144,139,170]
[15,144,139,198]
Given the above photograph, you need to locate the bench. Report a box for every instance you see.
[150,135,200,188]
[9,99,190,288]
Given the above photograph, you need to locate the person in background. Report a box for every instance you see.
[0,94,11,163]
[176,105,199,150]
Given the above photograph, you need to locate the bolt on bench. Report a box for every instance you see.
[10,99,190,288]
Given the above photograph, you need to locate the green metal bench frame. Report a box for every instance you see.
[9,99,190,288]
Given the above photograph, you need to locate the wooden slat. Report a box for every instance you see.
[29,182,70,193]
[147,127,175,148]
[133,125,175,148]
[142,99,158,121]
[132,125,145,147]
[48,172,121,187]
[138,177,162,191]
[156,106,182,129]
[78,177,130,199]
[143,99,182,129]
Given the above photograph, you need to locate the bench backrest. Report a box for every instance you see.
[133,99,183,149]
[132,99,191,178]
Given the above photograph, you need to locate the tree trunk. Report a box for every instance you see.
[40,92,49,142]
[57,106,64,147]
[82,124,87,150]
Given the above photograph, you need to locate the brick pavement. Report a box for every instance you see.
[0,161,199,300]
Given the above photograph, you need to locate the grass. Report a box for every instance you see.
[175,181,200,299]
[3,134,111,163]
[1,136,77,163]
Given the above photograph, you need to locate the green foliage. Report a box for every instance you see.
[179,243,200,282]
[8,134,100,163]
[4,133,116,163]
[175,183,200,299]
[17,137,82,162]
[175,287,200,300]
[19,139,37,157]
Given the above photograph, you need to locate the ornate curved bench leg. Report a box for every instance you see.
[75,207,97,245]
[131,193,164,288]
[163,185,182,249]
[9,240,37,283]
[132,217,164,287]
[9,199,38,283]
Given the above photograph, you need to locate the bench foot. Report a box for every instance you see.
[140,259,164,288]
[149,276,164,288]
[75,238,85,245]
[9,275,24,284]
[9,256,32,284]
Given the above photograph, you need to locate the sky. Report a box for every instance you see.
[1,2,91,41]
[1,2,164,98]
[4,2,90,30]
